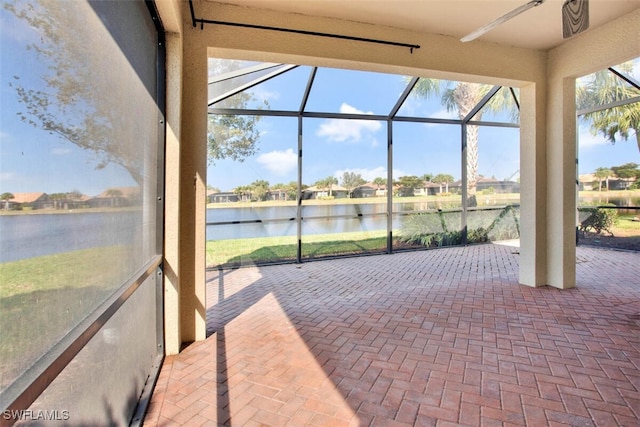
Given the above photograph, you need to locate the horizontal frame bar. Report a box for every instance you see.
[189,0,420,53]
[205,211,389,227]
[208,108,520,128]
[577,95,640,116]
[579,205,640,210]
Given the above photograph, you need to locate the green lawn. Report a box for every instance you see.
[614,214,640,235]
[0,246,133,298]
[0,246,139,389]
[1,205,636,386]
[206,230,388,267]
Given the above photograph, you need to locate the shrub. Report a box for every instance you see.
[480,187,495,195]
[578,206,617,235]
[398,205,520,247]
[398,211,445,247]
[467,227,489,243]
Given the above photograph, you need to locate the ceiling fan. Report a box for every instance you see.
[460,0,589,43]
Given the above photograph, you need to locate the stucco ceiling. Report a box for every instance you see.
[209,0,640,51]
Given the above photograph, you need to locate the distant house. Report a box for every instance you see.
[208,192,239,203]
[267,189,289,201]
[578,174,597,191]
[352,183,377,198]
[89,187,140,208]
[477,177,520,193]
[449,177,519,194]
[609,178,635,190]
[415,181,442,196]
[578,174,634,191]
[303,185,348,199]
[9,192,51,210]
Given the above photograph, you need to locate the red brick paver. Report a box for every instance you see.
[144,244,640,426]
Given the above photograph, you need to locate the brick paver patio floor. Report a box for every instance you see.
[144,244,640,426]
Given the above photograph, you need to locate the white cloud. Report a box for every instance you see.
[630,58,640,80]
[332,166,410,182]
[334,166,386,182]
[578,129,602,149]
[430,108,457,120]
[0,172,16,182]
[252,87,279,104]
[256,148,297,176]
[397,97,421,116]
[577,120,626,149]
[422,108,457,127]
[317,103,382,142]
[51,148,72,155]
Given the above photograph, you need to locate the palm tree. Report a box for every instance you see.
[1,192,14,211]
[593,167,612,192]
[395,175,422,197]
[233,185,251,202]
[433,173,455,194]
[315,176,338,197]
[250,180,270,201]
[341,171,365,198]
[49,193,66,209]
[105,188,123,207]
[576,61,640,153]
[373,177,386,196]
[421,173,434,183]
[410,79,518,206]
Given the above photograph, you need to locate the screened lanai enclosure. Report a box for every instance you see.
[206,60,522,268]
[575,58,640,250]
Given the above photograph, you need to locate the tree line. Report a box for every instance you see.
[591,163,640,191]
[209,172,458,202]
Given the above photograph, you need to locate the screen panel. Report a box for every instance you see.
[0,0,162,419]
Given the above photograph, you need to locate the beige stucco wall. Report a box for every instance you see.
[202,2,547,85]
[178,28,208,344]
[163,32,183,354]
[156,0,186,353]
[157,0,639,352]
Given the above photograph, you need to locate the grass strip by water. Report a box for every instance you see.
[0,246,137,390]
[615,214,640,235]
[206,230,388,267]
[0,245,134,298]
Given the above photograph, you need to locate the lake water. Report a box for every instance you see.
[0,211,141,263]
[579,194,640,207]
[1,196,637,262]
[205,196,640,241]
[206,203,391,241]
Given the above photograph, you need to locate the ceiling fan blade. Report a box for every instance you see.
[562,0,589,38]
[460,0,546,43]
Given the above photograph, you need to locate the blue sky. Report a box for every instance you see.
[0,5,138,196]
[208,59,639,192]
[0,2,638,197]
[208,63,523,192]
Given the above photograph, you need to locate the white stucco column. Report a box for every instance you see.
[544,77,577,289]
[518,82,548,287]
